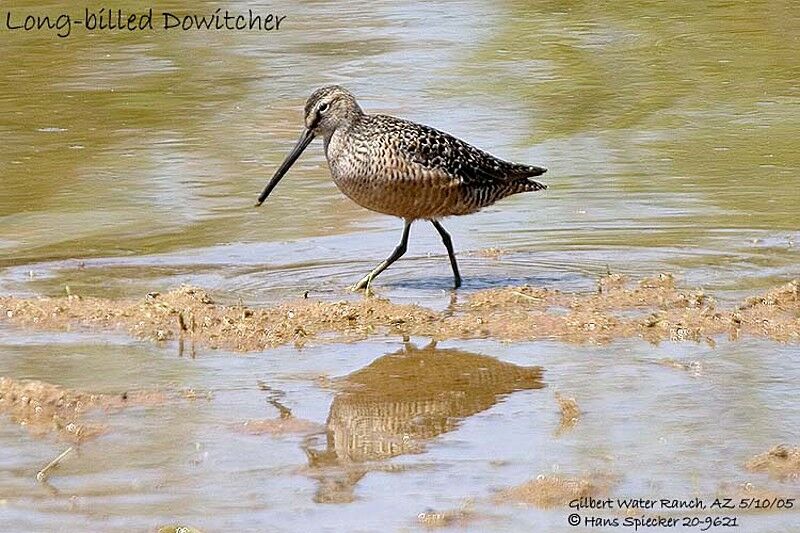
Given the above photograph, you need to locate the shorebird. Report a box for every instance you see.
[256,86,547,290]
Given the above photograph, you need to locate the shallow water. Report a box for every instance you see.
[1,1,799,531]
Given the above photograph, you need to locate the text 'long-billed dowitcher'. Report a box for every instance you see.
[256,86,547,290]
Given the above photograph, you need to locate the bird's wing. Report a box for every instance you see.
[376,115,546,188]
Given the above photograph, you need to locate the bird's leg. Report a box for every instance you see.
[431,219,462,289]
[352,220,412,291]
[364,272,375,297]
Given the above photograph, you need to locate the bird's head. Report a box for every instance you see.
[303,85,363,138]
[255,85,362,207]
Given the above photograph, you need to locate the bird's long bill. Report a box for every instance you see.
[255,128,315,206]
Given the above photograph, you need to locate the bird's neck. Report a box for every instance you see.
[322,113,365,151]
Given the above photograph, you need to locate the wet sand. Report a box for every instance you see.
[1,277,798,531]
[0,376,165,443]
[554,392,580,434]
[1,275,797,351]
[494,473,614,508]
[746,445,800,480]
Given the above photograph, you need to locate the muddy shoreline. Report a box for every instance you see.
[0,376,166,443]
[1,274,797,351]
[1,276,797,528]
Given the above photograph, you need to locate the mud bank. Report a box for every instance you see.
[555,392,580,434]
[416,503,481,529]
[746,445,800,480]
[1,276,798,351]
[493,475,796,514]
[494,474,613,508]
[0,377,164,443]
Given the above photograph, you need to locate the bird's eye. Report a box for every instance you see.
[318,102,329,113]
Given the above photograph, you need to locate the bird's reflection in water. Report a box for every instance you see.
[303,341,545,503]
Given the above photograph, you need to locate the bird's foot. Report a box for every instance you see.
[351,273,373,295]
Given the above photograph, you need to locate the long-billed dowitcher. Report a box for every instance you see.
[256,85,547,290]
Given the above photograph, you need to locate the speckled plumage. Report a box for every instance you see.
[257,85,548,290]
[311,87,547,220]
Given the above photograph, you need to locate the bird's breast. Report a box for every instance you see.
[325,131,381,206]
[323,129,477,220]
